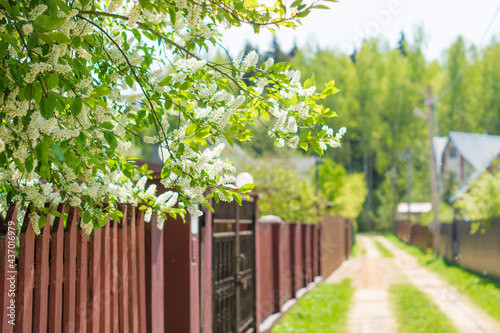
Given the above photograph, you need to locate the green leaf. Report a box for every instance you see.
[25,155,34,173]
[91,86,111,98]
[72,97,83,116]
[51,144,65,161]
[39,215,48,229]
[47,32,71,44]
[239,183,254,192]
[169,6,177,25]
[104,131,118,151]
[47,73,59,90]
[83,210,91,224]
[125,75,134,88]
[41,93,58,119]
[34,16,67,32]
[0,40,6,59]
[100,122,114,130]
[186,123,198,136]
[232,192,243,205]
[26,34,39,51]
[51,0,71,13]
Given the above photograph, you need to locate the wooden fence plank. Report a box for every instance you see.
[135,209,147,333]
[110,217,119,333]
[126,205,139,333]
[75,221,88,333]
[0,203,17,333]
[33,217,50,333]
[63,208,78,333]
[88,228,102,333]
[48,204,66,333]
[118,205,129,333]
[16,208,36,333]
[100,219,111,332]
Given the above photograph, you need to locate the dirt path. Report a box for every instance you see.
[327,235,399,333]
[376,236,500,333]
[326,235,500,333]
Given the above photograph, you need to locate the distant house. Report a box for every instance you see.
[440,132,500,202]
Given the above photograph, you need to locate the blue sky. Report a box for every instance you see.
[221,0,500,61]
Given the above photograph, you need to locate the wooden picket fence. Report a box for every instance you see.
[0,202,148,333]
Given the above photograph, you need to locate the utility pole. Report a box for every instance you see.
[406,147,412,222]
[427,87,441,256]
[414,87,440,255]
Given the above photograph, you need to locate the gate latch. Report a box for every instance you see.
[237,272,248,290]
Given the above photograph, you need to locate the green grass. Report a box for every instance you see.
[351,241,365,258]
[386,234,500,322]
[272,279,354,333]
[390,283,458,333]
[373,238,394,258]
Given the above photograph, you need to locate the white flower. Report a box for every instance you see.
[263,58,274,70]
[241,51,259,70]
[144,207,153,222]
[137,176,148,191]
[22,24,33,36]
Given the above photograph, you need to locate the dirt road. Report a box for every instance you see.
[326,235,500,333]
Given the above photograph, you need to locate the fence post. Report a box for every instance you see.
[271,222,281,313]
[200,201,212,332]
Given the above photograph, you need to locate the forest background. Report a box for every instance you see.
[215,32,500,231]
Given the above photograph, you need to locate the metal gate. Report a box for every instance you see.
[212,197,256,333]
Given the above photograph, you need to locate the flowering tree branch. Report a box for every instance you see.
[0,0,344,235]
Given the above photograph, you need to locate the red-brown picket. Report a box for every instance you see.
[126,205,139,333]
[48,204,65,333]
[0,203,16,333]
[118,204,129,333]
[110,218,119,333]
[88,227,101,333]
[33,217,50,333]
[100,219,111,332]
[63,208,78,333]
[75,221,88,333]
[135,209,147,333]
[16,209,35,333]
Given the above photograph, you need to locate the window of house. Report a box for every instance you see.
[449,147,457,158]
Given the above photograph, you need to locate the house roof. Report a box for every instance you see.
[448,131,500,171]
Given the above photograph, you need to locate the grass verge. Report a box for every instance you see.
[390,283,458,333]
[386,234,500,322]
[272,279,354,333]
[351,240,365,258]
[374,238,394,258]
